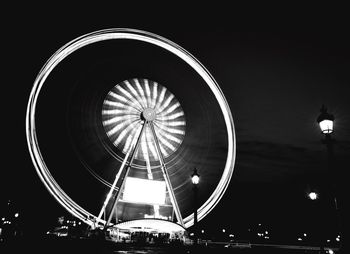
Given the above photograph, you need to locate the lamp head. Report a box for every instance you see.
[191,168,200,185]
[317,105,334,134]
[308,191,318,200]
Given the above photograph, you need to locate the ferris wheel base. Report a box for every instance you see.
[104,219,188,244]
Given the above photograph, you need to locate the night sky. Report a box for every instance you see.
[1,12,349,247]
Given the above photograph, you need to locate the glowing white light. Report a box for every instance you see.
[222,229,226,233]
[303,233,307,237]
[102,78,186,162]
[116,220,186,234]
[14,213,19,218]
[191,175,199,185]
[308,192,318,200]
[298,238,302,241]
[202,230,205,233]
[161,120,186,127]
[319,119,333,134]
[122,177,166,205]
[159,102,180,116]
[155,132,176,151]
[328,249,335,254]
[158,111,183,121]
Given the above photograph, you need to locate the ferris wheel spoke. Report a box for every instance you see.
[123,124,142,154]
[157,120,186,127]
[115,84,134,101]
[153,127,176,153]
[103,99,142,114]
[156,128,183,144]
[106,118,139,137]
[102,109,136,116]
[157,94,174,114]
[113,87,143,112]
[155,87,166,110]
[134,78,148,108]
[157,102,180,117]
[114,121,141,147]
[103,100,133,110]
[124,80,146,109]
[108,118,138,139]
[157,135,176,153]
[122,135,133,155]
[103,99,120,107]
[151,82,158,108]
[144,79,151,107]
[109,91,130,104]
[154,122,185,135]
[109,93,142,113]
[103,114,139,127]
[159,142,169,157]
[158,111,184,121]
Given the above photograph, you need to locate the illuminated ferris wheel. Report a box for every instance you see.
[26,28,236,231]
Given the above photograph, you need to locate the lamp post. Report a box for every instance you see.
[191,168,200,246]
[316,105,341,251]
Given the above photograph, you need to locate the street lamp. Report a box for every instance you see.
[191,168,200,245]
[316,105,338,207]
[316,105,342,251]
[317,105,334,135]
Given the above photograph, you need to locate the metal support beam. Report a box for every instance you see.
[103,121,147,229]
[149,122,184,226]
[97,147,132,222]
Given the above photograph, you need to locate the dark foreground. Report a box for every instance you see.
[0,238,340,254]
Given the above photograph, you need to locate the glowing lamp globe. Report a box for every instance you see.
[317,105,334,134]
[308,191,318,200]
[191,169,200,185]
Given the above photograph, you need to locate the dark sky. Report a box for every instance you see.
[1,11,349,245]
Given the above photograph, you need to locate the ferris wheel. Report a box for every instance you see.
[26,28,236,230]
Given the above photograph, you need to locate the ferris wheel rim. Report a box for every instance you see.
[26,28,236,228]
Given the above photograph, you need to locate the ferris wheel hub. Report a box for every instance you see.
[141,108,157,121]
